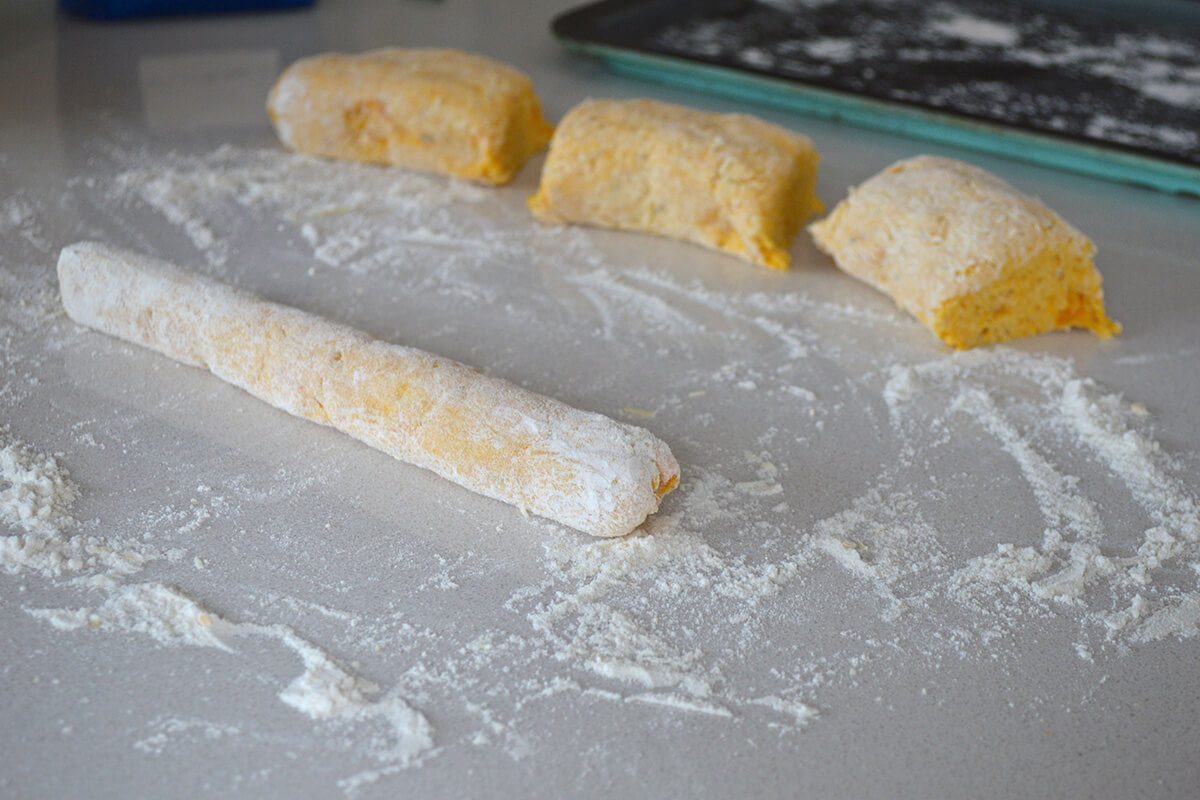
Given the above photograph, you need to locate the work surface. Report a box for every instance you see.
[2,1,1199,797]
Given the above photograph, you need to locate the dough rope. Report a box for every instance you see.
[58,242,679,538]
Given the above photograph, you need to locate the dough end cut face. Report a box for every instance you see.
[809,155,1120,349]
[529,98,823,270]
[57,242,679,538]
[267,47,554,185]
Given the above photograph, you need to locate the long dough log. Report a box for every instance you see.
[58,242,679,538]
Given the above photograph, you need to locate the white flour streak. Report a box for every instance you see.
[868,348,1200,644]
[950,387,1103,544]
[30,582,434,766]
[749,694,819,726]
[931,11,1020,48]
[627,692,732,717]
[31,582,234,650]
[813,487,948,619]
[133,717,242,756]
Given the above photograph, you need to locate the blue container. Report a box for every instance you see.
[61,0,315,20]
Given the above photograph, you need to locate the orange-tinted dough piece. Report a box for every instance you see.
[529,99,822,269]
[57,242,679,539]
[267,48,554,185]
[809,156,1120,349]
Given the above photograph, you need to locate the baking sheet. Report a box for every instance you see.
[552,0,1200,194]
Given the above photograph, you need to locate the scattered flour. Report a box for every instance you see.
[0,429,152,580]
[0,190,51,253]
[102,145,524,278]
[930,11,1020,48]
[876,348,1200,645]
[748,694,820,726]
[32,582,234,650]
[6,136,1197,794]
[0,429,77,536]
[1133,594,1200,642]
[30,581,434,768]
[650,0,1200,162]
[133,716,242,756]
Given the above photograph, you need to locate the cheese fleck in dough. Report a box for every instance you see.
[809,156,1120,349]
[267,48,554,185]
[529,99,822,270]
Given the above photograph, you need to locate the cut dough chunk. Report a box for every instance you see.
[809,156,1120,348]
[57,242,679,538]
[267,47,554,185]
[529,98,822,269]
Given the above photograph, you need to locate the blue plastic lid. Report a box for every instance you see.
[60,0,315,20]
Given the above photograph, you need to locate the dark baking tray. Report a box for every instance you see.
[552,0,1200,195]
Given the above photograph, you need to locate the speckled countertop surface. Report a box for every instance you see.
[2,2,1199,798]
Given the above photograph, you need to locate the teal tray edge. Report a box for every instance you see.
[561,38,1200,197]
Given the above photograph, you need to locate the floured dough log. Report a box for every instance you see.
[809,155,1120,349]
[529,98,822,269]
[57,242,679,538]
[267,48,554,185]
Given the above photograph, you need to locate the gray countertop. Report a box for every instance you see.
[2,1,1199,797]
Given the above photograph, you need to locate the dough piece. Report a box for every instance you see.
[267,48,554,185]
[809,156,1120,348]
[57,242,679,538]
[529,98,822,270]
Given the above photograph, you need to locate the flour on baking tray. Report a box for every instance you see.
[652,0,1200,162]
[6,140,1198,791]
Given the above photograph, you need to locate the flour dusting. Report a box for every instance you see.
[0,430,152,580]
[4,134,1196,795]
[0,429,77,536]
[876,348,1200,646]
[31,581,435,768]
[32,582,234,650]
